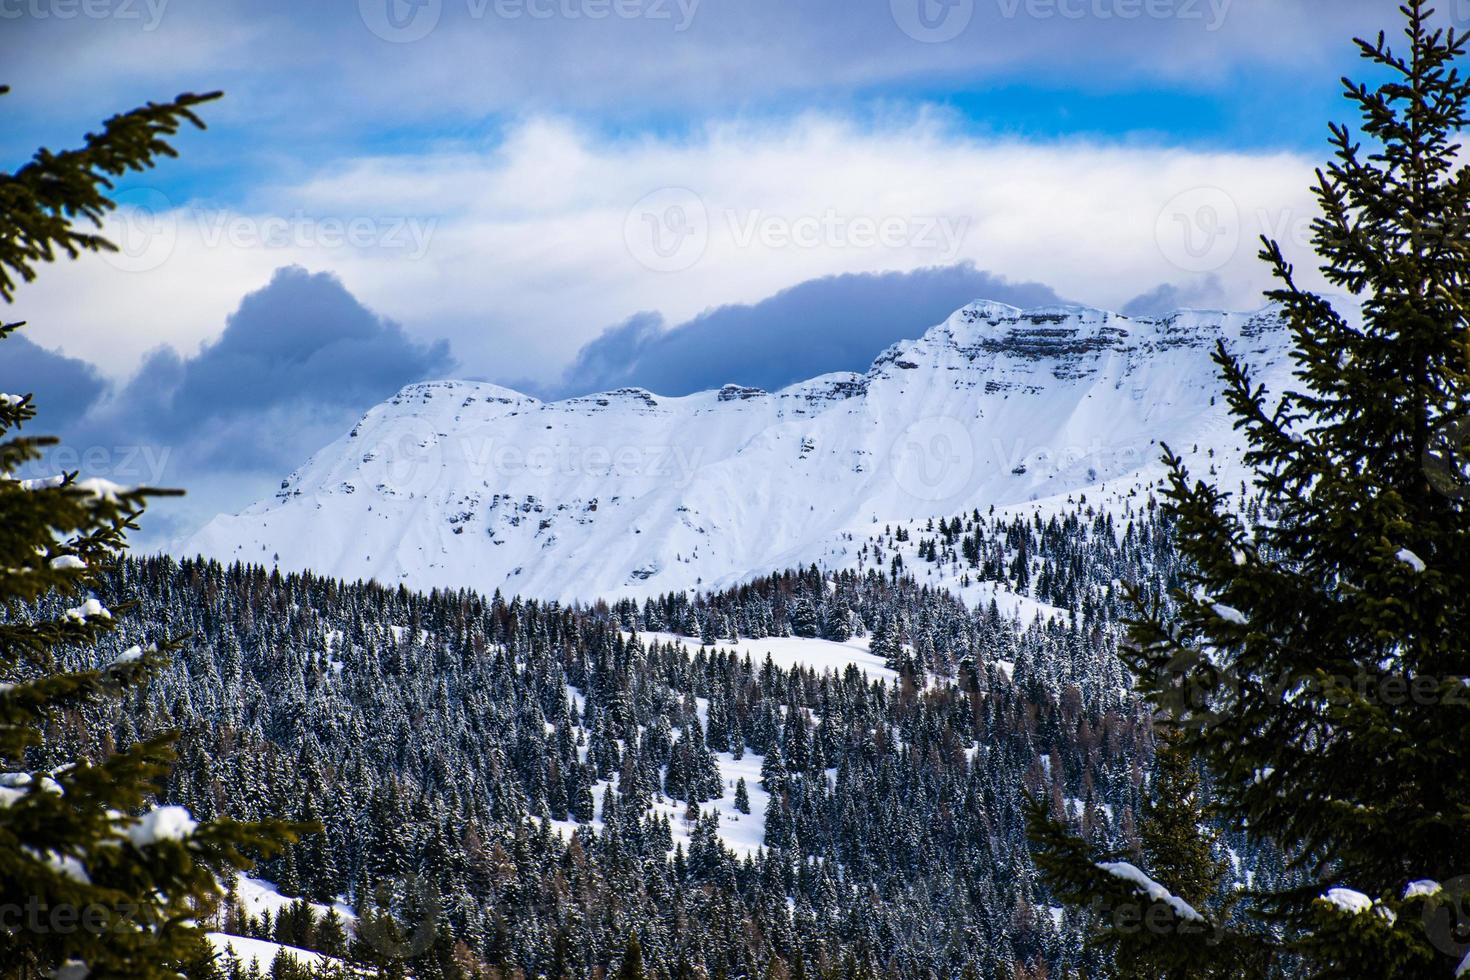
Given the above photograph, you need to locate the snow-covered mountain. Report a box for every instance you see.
[180,301,1292,601]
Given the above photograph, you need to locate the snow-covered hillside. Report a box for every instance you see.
[208,874,355,973]
[180,301,1290,601]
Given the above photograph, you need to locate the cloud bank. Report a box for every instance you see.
[19,267,452,544]
[0,333,108,432]
[103,264,451,471]
[13,113,1323,392]
[555,264,1066,396]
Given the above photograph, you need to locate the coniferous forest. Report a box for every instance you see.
[50,503,1239,978]
[7,2,1470,978]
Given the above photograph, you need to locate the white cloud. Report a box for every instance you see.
[13,111,1324,385]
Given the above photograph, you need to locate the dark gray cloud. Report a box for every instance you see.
[0,331,109,432]
[553,264,1067,397]
[14,266,454,545]
[102,265,453,471]
[1121,276,1228,317]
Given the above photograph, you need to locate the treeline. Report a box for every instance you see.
[33,503,1280,978]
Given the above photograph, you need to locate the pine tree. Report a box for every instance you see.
[788,598,819,639]
[0,86,302,977]
[1137,732,1224,918]
[869,616,901,671]
[823,601,852,642]
[316,910,349,959]
[1032,4,1470,975]
[617,932,648,980]
[1029,731,1240,978]
[734,777,751,815]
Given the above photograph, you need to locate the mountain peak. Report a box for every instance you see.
[387,379,538,409]
[953,300,1122,323]
[182,301,1291,602]
[955,299,1025,320]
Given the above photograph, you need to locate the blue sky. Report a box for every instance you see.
[0,0,1436,539]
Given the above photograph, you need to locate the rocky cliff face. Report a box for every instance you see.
[180,301,1291,602]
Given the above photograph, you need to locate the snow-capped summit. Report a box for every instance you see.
[179,301,1293,602]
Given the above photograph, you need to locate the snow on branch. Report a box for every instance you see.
[1095,861,1205,922]
[124,806,198,847]
[64,598,111,623]
[1395,548,1426,573]
[1211,603,1248,626]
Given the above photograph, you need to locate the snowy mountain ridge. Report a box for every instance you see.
[179,300,1293,602]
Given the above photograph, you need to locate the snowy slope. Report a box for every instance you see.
[207,874,354,973]
[231,873,355,928]
[627,631,898,683]
[180,301,1291,602]
[208,933,338,972]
